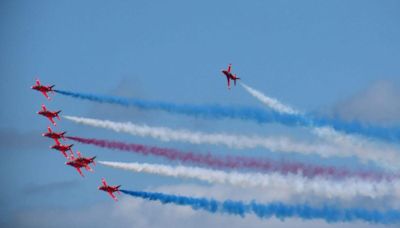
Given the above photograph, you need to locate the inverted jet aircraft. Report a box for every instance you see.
[98,178,121,201]
[221,64,240,89]
[42,126,66,145]
[50,143,73,157]
[66,151,96,177]
[31,79,55,100]
[37,104,61,126]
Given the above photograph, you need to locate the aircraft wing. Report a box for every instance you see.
[102,178,107,186]
[60,150,67,158]
[76,167,84,177]
[53,138,61,145]
[108,191,118,201]
[84,164,93,172]
[48,117,56,126]
[41,91,49,99]
[227,77,230,89]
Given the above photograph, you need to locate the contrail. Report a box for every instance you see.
[239,84,400,170]
[240,83,300,115]
[55,89,400,141]
[99,161,400,200]
[239,84,400,142]
[313,126,400,171]
[55,89,304,125]
[64,116,400,170]
[121,189,400,224]
[68,136,396,181]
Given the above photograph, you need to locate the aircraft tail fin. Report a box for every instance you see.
[61,132,66,140]
[56,111,61,120]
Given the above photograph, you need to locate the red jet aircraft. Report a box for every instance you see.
[50,143,73,158]
[37,104,61,126]
[98,178,121,201]
[221,64,240,89]
[65,151,96,177]
[31,79,55,100]
[42,126,66,145]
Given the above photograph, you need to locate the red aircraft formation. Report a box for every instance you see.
[32,79,120,201]
[32,66,236,201]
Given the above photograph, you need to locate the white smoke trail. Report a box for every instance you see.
[99,161,400,200]
[64,115,400,169]
[313,127,400,171]
[62,116,341,155]
[239,84,400,170]
[240,83,300,115]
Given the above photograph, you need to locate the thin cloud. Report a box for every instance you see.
[332,81,400,126]
[0,128,48,151]
[22,180,80,195]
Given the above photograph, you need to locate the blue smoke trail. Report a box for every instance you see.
[55,89,400,141]
[121,189,400,224]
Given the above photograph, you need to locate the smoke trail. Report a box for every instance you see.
[240,84,400,142]
[68,136,396,181]
[239,84,400,170]
[55,89,304,125]
[55,89,400,141]
[121,189,400,224]
[240,83,300,115]
[64,116,400,170]
[313,126,400,170]
[99,161,400,200]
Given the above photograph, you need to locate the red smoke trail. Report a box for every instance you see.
[66,136,397,181]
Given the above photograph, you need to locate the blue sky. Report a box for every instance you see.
[1,0,399,227]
